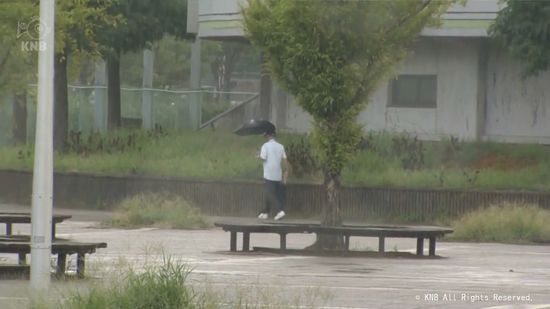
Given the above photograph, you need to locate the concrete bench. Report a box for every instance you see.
[0,237,107,277]
[215,220,453,257]
[0,212,72,239]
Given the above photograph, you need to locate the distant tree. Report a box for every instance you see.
[117,37,193,90]
[0,1,113,148]
[490,0,550,76]
[243,0,453,249]
[0,2,34,89]
[52,0,116,150]
[152,36,192,89]
[210,42,245,101]
[97,0,190,129]
[0,1,37,144]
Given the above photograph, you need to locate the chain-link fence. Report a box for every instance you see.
[0,86,257,145]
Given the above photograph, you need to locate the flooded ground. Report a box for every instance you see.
[1,203,549,309]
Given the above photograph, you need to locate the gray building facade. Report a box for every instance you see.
[190,0,550,144]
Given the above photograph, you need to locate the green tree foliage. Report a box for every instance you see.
[120,36,192,89]
[490,0,550,76]
[96,0,190,129]
[0,1,113,146]
[0,1,36,93]
[243,0,452,248]
[0,1,36,144]
[152,36,192,89]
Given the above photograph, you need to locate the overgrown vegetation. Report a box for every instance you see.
[448,202,550,243]
[201,101,232,124]
[285,135,318,178]
[1,130,550,191]
[102,193,212,229]
[53,258,194,309]
[65,126,167,155]
[35,257,332,309]
[0,130,264,180]
[342,132,550,190]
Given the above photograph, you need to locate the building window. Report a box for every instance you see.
[390,75,437,108]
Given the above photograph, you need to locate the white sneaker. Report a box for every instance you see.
[274,211,285,220]
[258,213,268,220]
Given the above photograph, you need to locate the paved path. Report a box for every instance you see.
[1,203,549,308]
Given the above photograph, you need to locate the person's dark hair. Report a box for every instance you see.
[264,127,276,136]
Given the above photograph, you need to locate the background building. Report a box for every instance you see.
[191,0,550,144]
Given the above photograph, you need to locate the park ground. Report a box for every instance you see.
[1,203,550,309]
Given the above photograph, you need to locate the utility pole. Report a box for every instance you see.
[142,49,154,129]
[31,0,55,290]
[94,60,107,133]
[189,38,202,130]
[187,0,201,130]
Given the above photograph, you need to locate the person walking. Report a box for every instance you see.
[257,126,289,220]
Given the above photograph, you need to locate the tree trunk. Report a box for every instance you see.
[307,173,345,251]
[54,52,69,151]
[107,53,121,129]
[12,91,27,145]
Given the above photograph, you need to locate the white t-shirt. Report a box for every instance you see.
[260,139,287,181]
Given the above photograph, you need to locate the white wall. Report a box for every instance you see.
[285,38,483,140]
[485,49,550,144]
[285,96,313,134]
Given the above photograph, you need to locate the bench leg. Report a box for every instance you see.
[52,224,56,240]
[344,235,349,251]
[57,254,67,276]
[416,238,424,256]
[378,237,385,253]
[18,253,26,265]
[230,232,237,252]
[279,233,287,251]
[429,237,436,256]
[77,254,85,278]
[6,223,12,236]
[242,232,250,252]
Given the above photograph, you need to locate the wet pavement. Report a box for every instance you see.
[1,203,549,308]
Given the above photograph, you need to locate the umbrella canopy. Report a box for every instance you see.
[234,119,276,136]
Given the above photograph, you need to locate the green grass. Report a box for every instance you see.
[341,133,550,190]
[34,256,332,309]
[201,101,232,124]
[102,193,212,229]
[37,257,195,309]
[448,202,550,243]
[1,130,550,190]
[342,164,550,190]
[0,130,265,180]
[195,277,333,309]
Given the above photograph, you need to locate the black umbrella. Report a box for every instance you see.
[233,119,276,136]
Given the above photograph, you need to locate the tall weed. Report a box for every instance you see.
[103,193,212,229]
[449,202,550,243]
